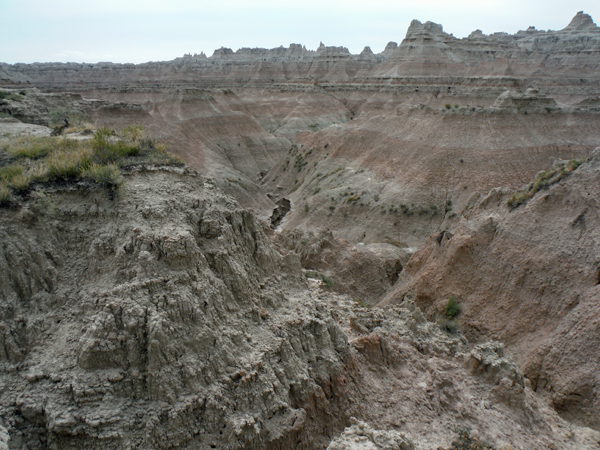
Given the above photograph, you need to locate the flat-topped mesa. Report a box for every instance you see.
[562,11,599,31]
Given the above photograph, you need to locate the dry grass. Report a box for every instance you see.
[0,165,24,181]
[46,146,93,180]
[82,163,122,189]
[120,125,144,143]
[4,136,79,160]
[8,172,35,193]
[0,184,11,205]
[0,125,182,207]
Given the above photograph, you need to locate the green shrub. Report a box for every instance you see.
[49,108,69,127]
[444,296,461,319]
[321,275,334,288]
[0,90,22,102]
[93,126,112,145]
[120,125,144,143]
[445,103,451,109]
[507,158,585,209]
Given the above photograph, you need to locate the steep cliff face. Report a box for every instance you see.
[0,167,354,449]
[376,12,600,78]
[381,149,600,430]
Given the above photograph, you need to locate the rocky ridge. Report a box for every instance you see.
[0,165,352,449]
[1,12,600,89]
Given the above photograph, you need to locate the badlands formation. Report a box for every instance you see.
[0,10,600,450]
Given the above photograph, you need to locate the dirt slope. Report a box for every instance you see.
[381,149,600,429]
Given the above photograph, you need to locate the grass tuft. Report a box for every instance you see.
[46,147,92,181]
[0,165,24,182]
[0,125,181,207]
[8,172,34,193]
[82,163,123,189]
[0,184,11,205]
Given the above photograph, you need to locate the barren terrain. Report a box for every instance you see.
[1,10,600,450]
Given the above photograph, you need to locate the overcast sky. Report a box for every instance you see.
[1,0,599,64]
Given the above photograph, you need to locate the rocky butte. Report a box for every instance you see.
[0,10,599,450]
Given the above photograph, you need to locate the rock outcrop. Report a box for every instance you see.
[327,419,414,450]
[381,149,600,430]
[0,166,353,449]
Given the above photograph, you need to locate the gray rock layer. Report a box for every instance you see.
[0,167,351,449]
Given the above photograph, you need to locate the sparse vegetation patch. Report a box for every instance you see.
[0,126,182,207]
[507,158,584,209]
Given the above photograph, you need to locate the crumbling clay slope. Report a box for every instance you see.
[381,149,600,430]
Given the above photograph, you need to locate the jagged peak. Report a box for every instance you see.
[384,41,398,51]
[406,19,446,38]
[563,11,598,31]
[468,29,486,39]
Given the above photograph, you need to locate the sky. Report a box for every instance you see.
[1,0,599,64]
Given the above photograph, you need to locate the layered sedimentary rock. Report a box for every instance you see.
[2,163,597,449]
[2,12,600,88]
[381,149,600,430]
[2,12,600,445]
